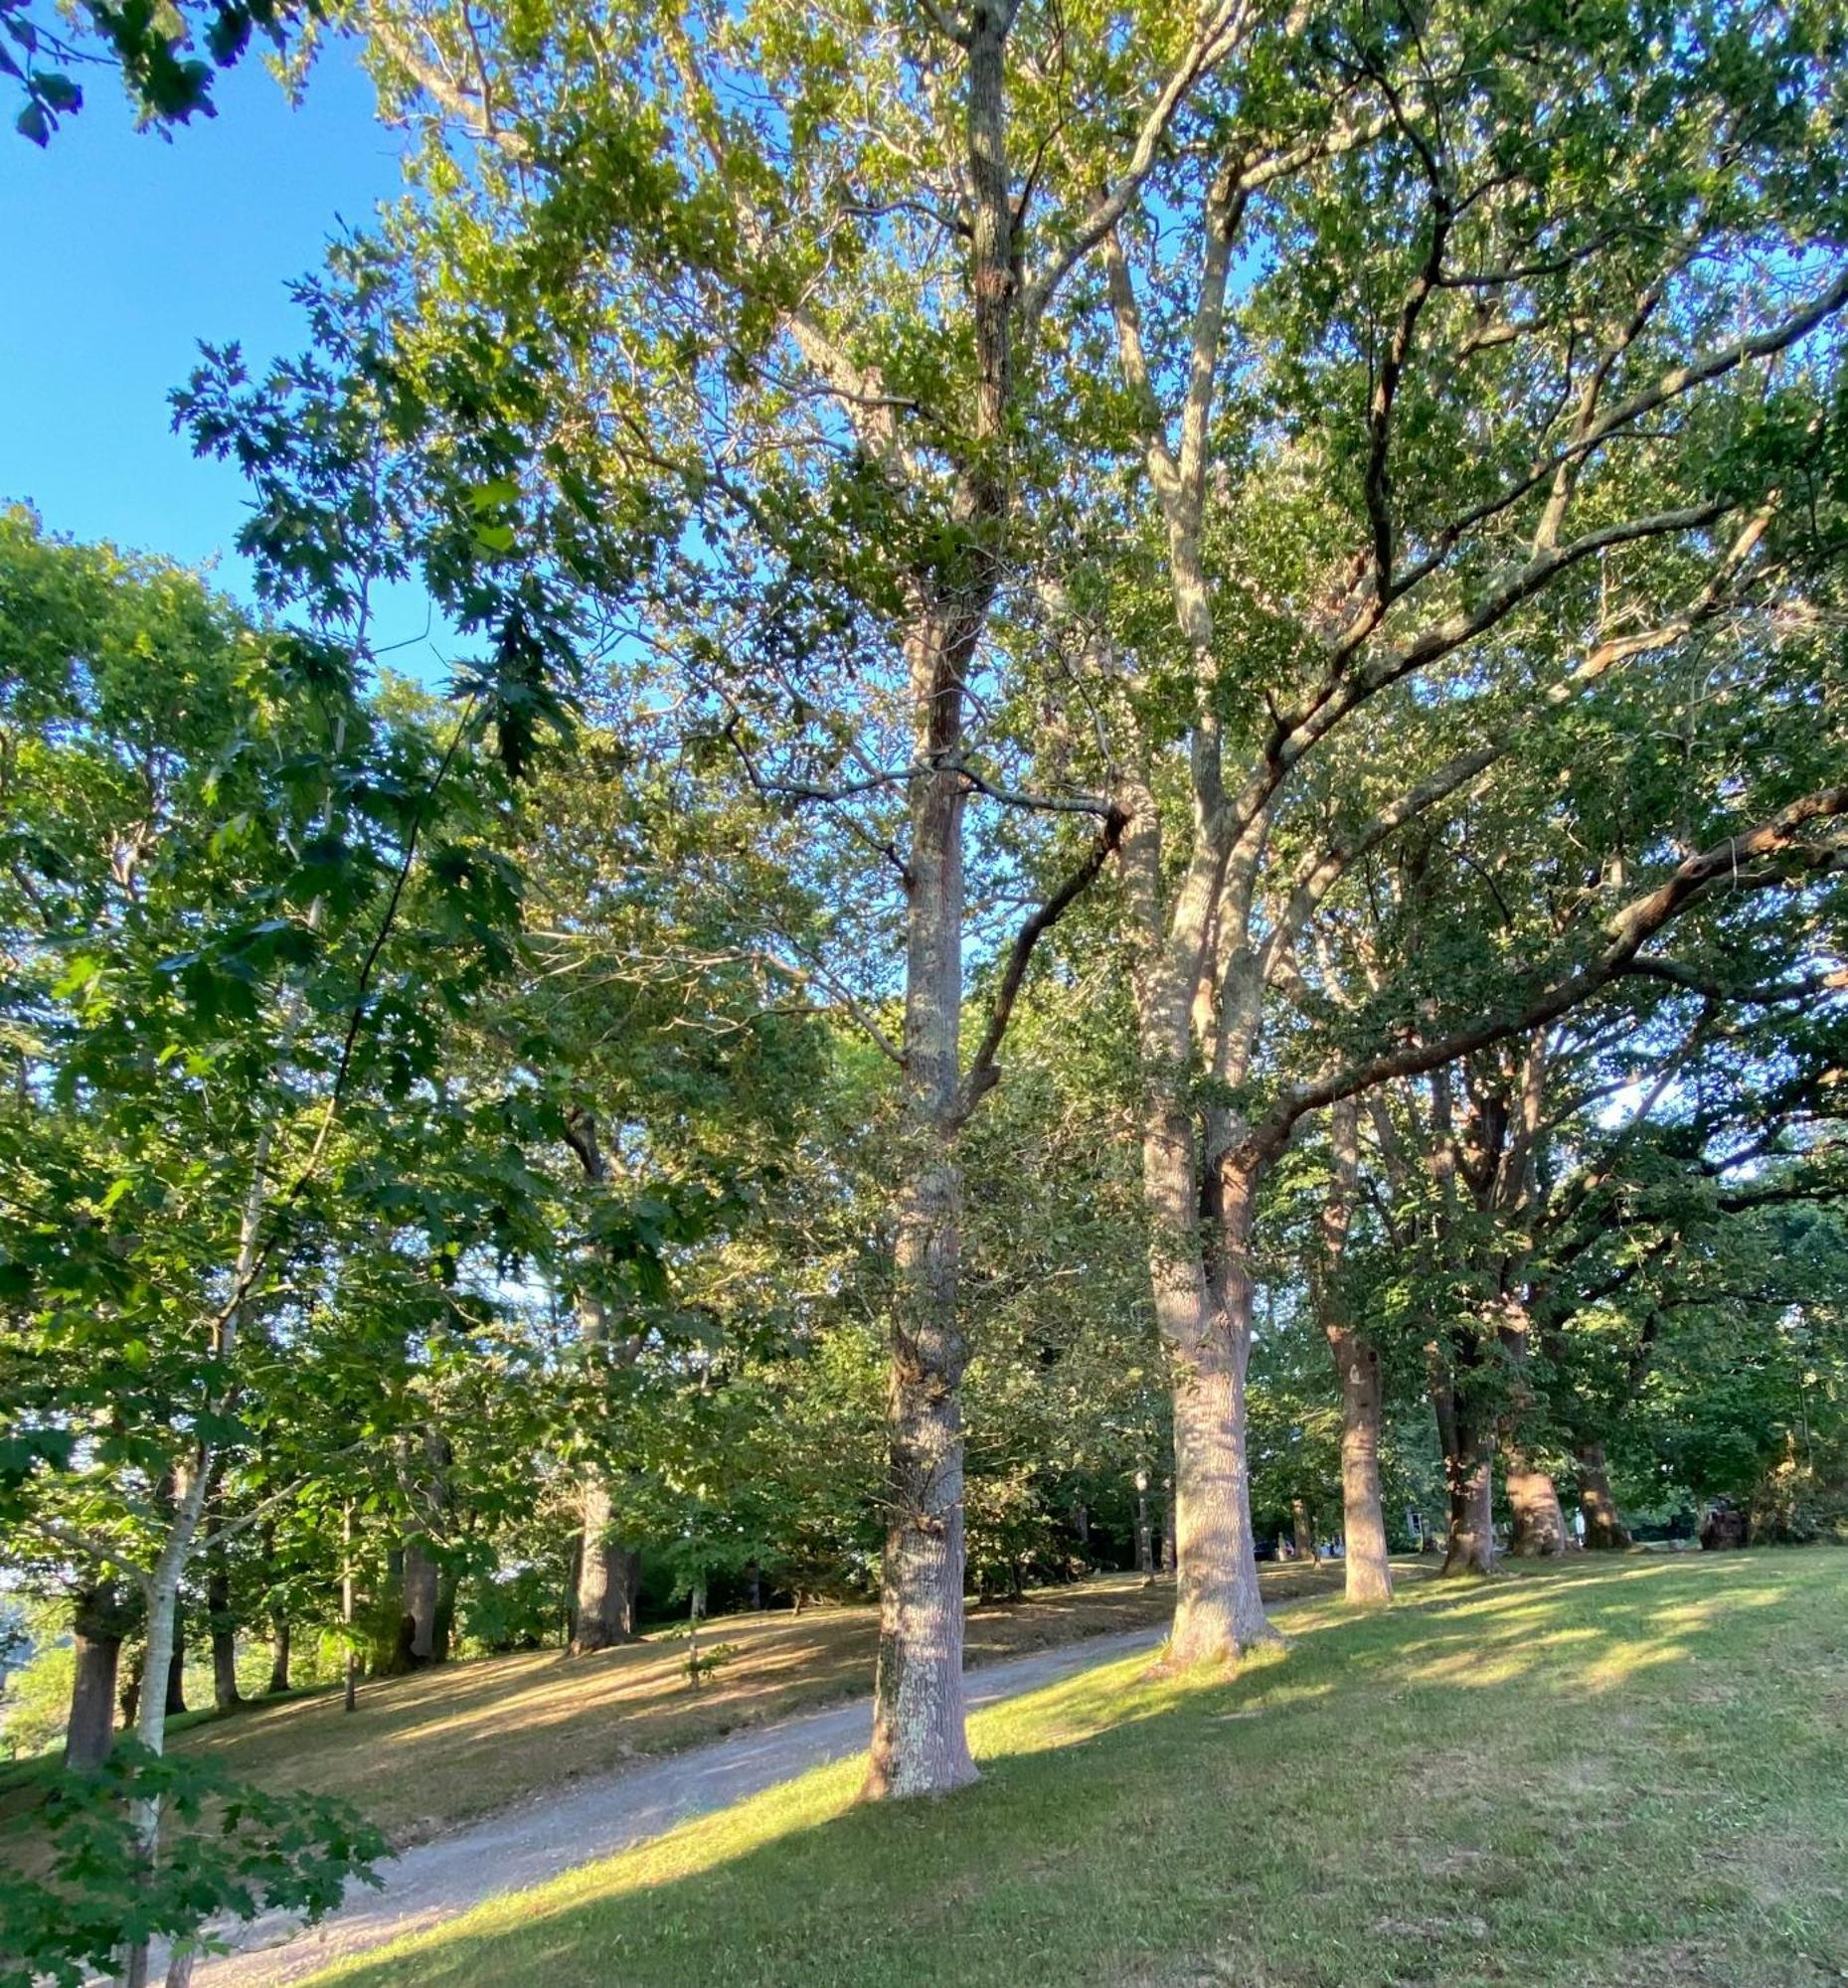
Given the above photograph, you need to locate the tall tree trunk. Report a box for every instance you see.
[1439,1408,1496,1575]
[1154,1148,1276,1665]
[1333,1336,1394,1601]
[865,1134,977,1798]
[1315,1099,1394,1604]
[342,1502,358,1714]
[1133,1465,1154,1578]
[206,1513,242,1713]
[368,1546,409,1675]
[1506,1449,1570,1556]
[65,1580,132,1771]
[1575,1440,1631,1549]
[266,1617,291,1695]
[404,1540,440,1664]
[1430,1338,1496,1576]
[119,1645,144,1730]
[163,1624,187,1716]
[1161,1481,1176,1574]
[1290,1499,1315,1563]
[571,1475,639,1654]
[864,623,978,1799]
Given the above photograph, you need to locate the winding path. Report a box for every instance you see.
[193,1621,1170,1986]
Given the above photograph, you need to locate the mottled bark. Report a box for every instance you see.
[866,1148,976,1798]
[1575,1440,1631,1549]
[571,1476,640,1653]
[65,1580,133,1770]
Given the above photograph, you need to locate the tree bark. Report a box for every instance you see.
[404,1540,440,1664]
[1290,1498,1315,1563]
[163,1624,187,1716]
[865,1143,977,1798]
[206,1514,242,1713]
[1315,1100,1394,1604]
[266,1615,290,1694]
[1575,1440,1631,1549]
[1133,1465,1154,1578]
[65,1580,132,1770]
[369,1547,413,1676]
[1185,1163,1278,1661]
[571,1475,640,1653]
[119,1644,144,1730]
[1440,1408,1497,1575]
[1506,1450,1571,1556]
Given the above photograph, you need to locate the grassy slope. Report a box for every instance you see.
[0,1566,1339,1859]
[305,1551,1848,1988]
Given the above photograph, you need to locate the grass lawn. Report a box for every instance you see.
[301,1550,1848,1988]
[0,1565,1341,1860]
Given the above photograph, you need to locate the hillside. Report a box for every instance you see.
[298,1552,1848,1988]
[0,1568,1339,1860]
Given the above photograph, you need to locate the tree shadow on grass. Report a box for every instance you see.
[298,1551,1848,1988]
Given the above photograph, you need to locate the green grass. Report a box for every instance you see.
[304,1551,1848,1988]
[0,1566,1342,1863]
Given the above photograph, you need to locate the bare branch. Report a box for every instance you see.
[957,805,1130,1119]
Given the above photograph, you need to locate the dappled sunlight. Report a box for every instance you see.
[274,1553,1848,1988]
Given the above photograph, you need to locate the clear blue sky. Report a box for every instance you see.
[0,41,447,672]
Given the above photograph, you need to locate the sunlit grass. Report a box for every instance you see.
[2,1567,1344,1862]
[302,1551,1848,1988]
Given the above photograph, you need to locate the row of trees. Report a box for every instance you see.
[4,0,1848,1976]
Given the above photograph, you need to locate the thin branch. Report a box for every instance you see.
[957,804,1130,1119]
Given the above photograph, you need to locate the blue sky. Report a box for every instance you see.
[0,40,448,673]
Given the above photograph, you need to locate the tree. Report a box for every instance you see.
[0,0,318,143]
[352,0,1268,1794]
[1024,0,1848,1653]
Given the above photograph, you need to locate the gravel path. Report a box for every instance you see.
[191,1621,1168,1986]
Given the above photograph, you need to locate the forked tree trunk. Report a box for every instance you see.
[65,1580,131,1771]
[1575,1440,1631,1549]
[571,1476,640,1654]
[1506,1449,1571,1556]
[1317,1099,1394,1605]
